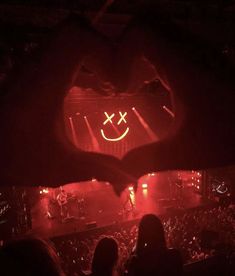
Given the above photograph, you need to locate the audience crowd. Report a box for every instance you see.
[51,204,235,275]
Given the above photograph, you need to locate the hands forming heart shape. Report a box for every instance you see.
[1,12,234,195]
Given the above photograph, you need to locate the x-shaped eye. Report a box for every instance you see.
[103,112,115,125]
[118,112,127,125]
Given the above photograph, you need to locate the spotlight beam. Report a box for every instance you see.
[163,105,175,118]
[132,107,159,141]
[84,116,100,152]
[112,124,121,135]
[68,117,79,147]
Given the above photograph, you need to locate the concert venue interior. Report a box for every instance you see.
[0,1,234,276]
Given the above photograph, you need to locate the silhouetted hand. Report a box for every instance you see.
[0,13,134,195]
[116,9,235,176]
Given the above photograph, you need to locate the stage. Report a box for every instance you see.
[22,88,208,239]
[29,170,206,238]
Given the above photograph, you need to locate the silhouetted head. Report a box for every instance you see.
[0,237,64,276]
[136,214,166,256]
[91,237,118,276]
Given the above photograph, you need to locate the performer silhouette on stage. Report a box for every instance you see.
[57,187,69,221]
[123,190,135,214]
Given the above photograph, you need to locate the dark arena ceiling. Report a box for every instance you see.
[0,0,235,193]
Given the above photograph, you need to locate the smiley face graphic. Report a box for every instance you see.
[100,111,129,142]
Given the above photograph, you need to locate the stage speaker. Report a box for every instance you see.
[86,221,97,229]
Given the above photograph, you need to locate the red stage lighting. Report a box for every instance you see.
[40,188,49,194]
[128,186,134,191]
[84,116,100,151]
[142,183,148,189]
[132,107,158,141]
[162,105,175,118]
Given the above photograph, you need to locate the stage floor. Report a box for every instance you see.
[30,171,205,238]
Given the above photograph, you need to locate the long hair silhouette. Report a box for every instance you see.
[136,214,166,256]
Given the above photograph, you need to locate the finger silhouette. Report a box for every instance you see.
[118,11,235,177]
[0,14,134,194]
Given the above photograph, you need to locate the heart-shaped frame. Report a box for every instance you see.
[0,13,234,194]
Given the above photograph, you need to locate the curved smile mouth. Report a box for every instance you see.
[100,127,130,142]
